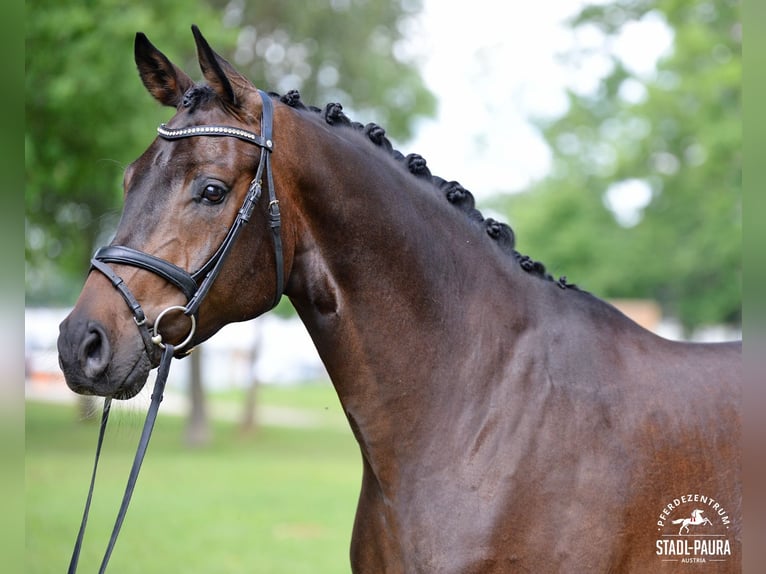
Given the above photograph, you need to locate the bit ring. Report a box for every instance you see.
[151,305,196,351]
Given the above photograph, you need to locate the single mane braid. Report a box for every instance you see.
[278,90,577,289]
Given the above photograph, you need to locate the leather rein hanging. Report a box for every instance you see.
[68,89,282,573]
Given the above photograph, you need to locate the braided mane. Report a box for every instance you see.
[275,89,577,290]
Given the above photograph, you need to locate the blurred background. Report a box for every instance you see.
[25,0,741,572]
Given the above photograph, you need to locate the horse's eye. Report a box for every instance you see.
[200,184,227,205]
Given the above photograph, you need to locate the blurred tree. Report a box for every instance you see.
[26,0,239,304]
[495,0,740,333]
[211,0,434,139]
[26,0,434,305]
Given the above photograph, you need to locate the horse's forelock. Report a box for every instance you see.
[181,85,216,111]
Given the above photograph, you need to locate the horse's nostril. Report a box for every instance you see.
[79,323,111,379]
[83,333,100,360]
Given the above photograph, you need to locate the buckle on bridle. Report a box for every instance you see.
[268,199,281,224]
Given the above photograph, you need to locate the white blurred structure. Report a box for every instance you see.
[25,308,328,394]
[25,303,738,400]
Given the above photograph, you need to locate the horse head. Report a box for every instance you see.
[57,27,294,399]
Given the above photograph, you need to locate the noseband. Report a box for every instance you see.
[90,89,284,357]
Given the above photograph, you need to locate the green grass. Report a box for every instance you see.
[211,382,345,411]
[208,382,350,429]
[26,396,361,573]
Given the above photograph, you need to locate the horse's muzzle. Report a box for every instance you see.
[58,313,151,399]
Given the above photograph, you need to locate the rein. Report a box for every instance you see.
[68,344,174,574]
[68,89,281,572]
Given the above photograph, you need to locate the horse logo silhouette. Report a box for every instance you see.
[671,509,713,535]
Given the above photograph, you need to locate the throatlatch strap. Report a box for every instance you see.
[68,343,175,573]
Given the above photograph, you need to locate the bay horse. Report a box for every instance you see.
[57,27,741,573]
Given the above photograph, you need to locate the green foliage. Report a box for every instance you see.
[211,0,434,138]
[496,0,741,332]
[26,0,238,304]
[25,0,434,305]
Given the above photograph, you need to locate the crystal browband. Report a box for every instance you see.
[157,123,272,149]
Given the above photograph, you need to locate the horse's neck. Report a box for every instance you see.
[282,129,537,480]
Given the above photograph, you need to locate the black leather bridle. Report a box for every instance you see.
[68,89,283,574]
[90,88,284,358]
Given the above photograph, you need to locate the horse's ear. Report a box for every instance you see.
[191,25,252,108]
[134,32,194,108]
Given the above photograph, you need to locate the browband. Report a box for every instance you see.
[157,123,273,149]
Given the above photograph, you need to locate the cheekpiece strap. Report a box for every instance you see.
[153,89,282,310]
